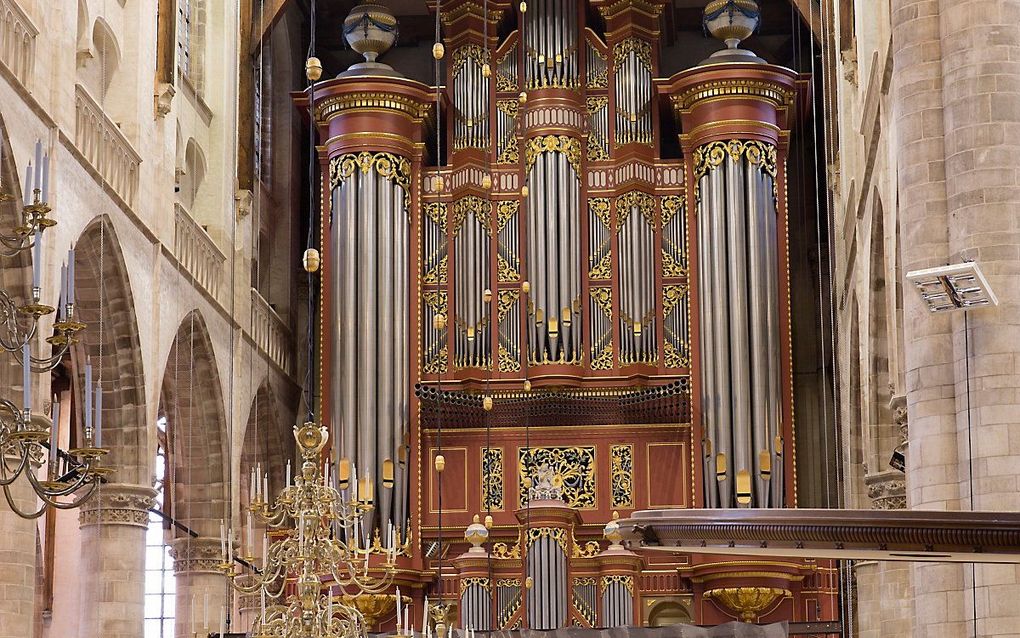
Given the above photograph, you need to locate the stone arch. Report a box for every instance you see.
[78,17,121,100]
[866,189,895,471]
[0,110,32,403]
[179,138,206,212]
[73,215,148,484]
[158,310,228,536]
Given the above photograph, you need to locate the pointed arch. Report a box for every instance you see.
[158,310,227,536]
[240,381,292,505]
[866,189,895,470]
[73,215,147,483]
[0,109,33,403]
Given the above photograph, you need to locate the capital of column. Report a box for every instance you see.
[169,537,227,575]
[78,482,157,529]
[865,471,906,511]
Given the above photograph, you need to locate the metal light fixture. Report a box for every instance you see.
[221,422,404,638]
[905,261,998,313]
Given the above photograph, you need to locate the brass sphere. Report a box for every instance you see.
[482,63,492,78]
[519,1,527,12]
[522,280,531,294]
[483,396,493,411]
[521,185,529,197]
[523,379,532,392]
[305,57,323,82]
[483,288,493,304]
[433,313,447,330]
[525,576,534,589]
[434,454,446,472]
[302,248,321,273]
[433,42,446,60]
[481,174,492,189]
[484,514,494,529]
[435,175,445,192]
[518,91,528,104]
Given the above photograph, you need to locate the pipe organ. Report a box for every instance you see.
[310,0,835,630]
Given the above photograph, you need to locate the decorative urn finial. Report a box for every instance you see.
[341,2,402,77]
[604,510,623,547]
[465,514,489,549]
[702,0,764,64]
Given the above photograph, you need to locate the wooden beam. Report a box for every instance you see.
[788,0,824,43]
[252,0,296,54]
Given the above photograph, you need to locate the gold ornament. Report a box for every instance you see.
[520,1,527,12]
[433,42,446,60]
[522,280,531,294]
[435,454,446,472]
[305,56,323,81]
[521,185,529,197]
[482,174,492,189]
[484,514,493,529]
[482,63,492,78]
[302,248,320,273]
[518,91,528,104]
[434,313,447,330]
[483,396,494,411]
[523,379,532,392]
[435,175,445,192]
[525,576,534,589]
[483,288,493,304]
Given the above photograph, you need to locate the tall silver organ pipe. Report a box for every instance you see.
[526,533,567,629]
[695,141,782,508]
[524,0,578,88]
[525,143,582,364]
[453,46,491,150]
[460,580,492,630]
[617,193,657,365]
[613,39,653,146]
[600,578,634,627]
[330,153,410,532]
[453,197,492,368]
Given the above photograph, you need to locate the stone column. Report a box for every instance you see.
[938,2,1020,636]
[890,1,963,636]
[78,483,158,638]
[169,537,230,638]
[0,462,38,638]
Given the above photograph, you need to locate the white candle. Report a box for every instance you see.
[22,343,31,412]
[285,460,291,488]
[396,586,402,630]
[262,473,268,503]
[23,162,32,205]
[33,140,42,186]
[50,399,60,465]
[219,605,225,637]
[67,247,75,306]
[220,520,228,559]
[32,229,41,289]
[352,463,359,501]
[404,606,409,633]
[247,512,253,556]
[190,594,196,634]
[41,153,49,203]
[261,534,268,567]
[94,384,102,447]
[84,360,93,431]
[57,264,67,320]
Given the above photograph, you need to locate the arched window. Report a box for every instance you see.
[144,416,175,638]
[177,0,205,91]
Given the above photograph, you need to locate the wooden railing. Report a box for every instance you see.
[74,84,141,206]
[250,287,294,376]
[0,0,37,87]
[173,202,226,304]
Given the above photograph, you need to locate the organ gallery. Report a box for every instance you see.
[305,0,836,629]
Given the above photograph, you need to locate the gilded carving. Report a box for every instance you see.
[492,536,522,560]
[424,201,448,231]
[663,284,690,369]
[692,140,777,181]
[451,195,492,237]
[586,96,610,161]
[453,44,486,76]
[482,447,504,511]
[497,289,521,372]
[526,526,568,553]
[525,135,582,173]
[518,446,597,509]
[496,100,520,164]
[611,444,634,508]
[661,194,689,277]
[460,576,491,593]
[590,287,614,371]
[616,191,656,229]
[424,254,448,285]
[423,290,449,374]
[573,576,599,627]
[495,578,522,628]
[572,538,601,558]
[601,574,634,594]
[329,151,412,192]
[613,38,652,70]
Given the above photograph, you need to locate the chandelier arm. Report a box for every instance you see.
[0,447,32,487]
[36,479,99,509]
[1,482,48,519]
[26,462,93,497]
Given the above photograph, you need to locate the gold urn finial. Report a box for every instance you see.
[702,0,764,64]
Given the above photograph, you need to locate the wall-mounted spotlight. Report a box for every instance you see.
[905,261,998,314]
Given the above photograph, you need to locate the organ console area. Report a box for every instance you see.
[309,0,837,630]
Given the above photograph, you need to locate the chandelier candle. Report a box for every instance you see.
[21,343,30,412]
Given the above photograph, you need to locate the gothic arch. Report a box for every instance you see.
[240,381,292,506]
[0,110,32,403]
[866,189,895,472]
[73,215,148,484]
[158,310,227,535]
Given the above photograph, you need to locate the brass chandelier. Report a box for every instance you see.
[0,140,108,519]
[221,422,405,638]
